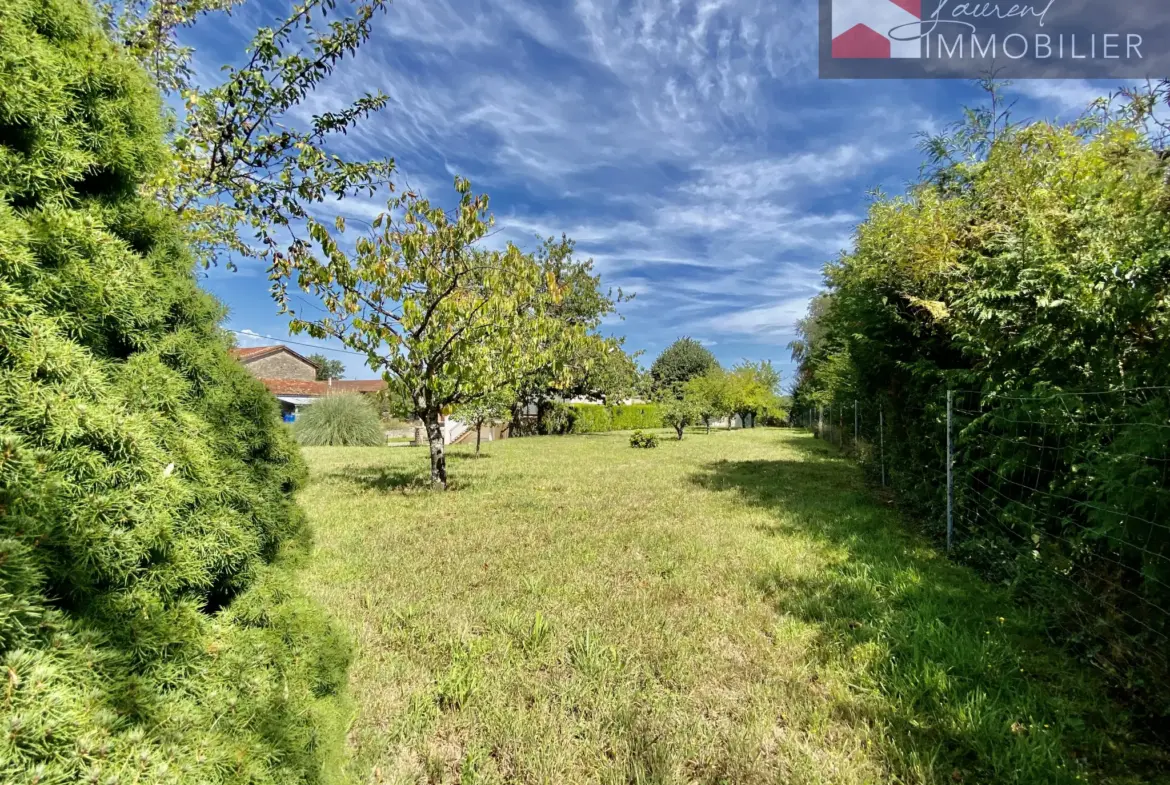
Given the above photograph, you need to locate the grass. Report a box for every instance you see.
[298,429,1164,784]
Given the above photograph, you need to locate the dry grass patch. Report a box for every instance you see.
[299,430,1160,785]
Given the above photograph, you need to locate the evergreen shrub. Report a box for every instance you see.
[294,393,385,446]
[0,2,348,782]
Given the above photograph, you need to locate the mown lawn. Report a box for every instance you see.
[298,429,1162,785]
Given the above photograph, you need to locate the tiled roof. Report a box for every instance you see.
[259,378,386,396]
[230,345,282,360]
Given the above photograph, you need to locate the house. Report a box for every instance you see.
[230,345,387,421]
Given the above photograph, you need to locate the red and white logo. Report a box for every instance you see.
[831,0,923,58]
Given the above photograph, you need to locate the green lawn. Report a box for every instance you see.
[299,429,1161,784]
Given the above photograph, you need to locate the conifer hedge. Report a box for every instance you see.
[0,2,348,782]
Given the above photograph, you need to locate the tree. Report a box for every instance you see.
[273,178,595,489]
[101,0,395,271]
[581,343,644,404]
[726,361,782,428]
[454,389,513,457]
[509,236,627,428]
[0,3,344,781]
[650,337,718,393]
[660,396,699,440]
[308,352,345,381]
[683,369,732,433]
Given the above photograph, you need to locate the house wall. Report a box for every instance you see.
[243,351,316,381]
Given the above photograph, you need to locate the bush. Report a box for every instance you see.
[629,430,659,448]
[569,403,612,433]
[0,3,347,782]
[612,403,662,430]
[790,116,1170,715]
[538,400,573,434]
[294,393,385,446]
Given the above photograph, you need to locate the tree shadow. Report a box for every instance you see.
[326,466,435,494]
[445,451,491,461]
[690,435,1159,783]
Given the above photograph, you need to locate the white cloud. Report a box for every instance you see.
[1010,80,1112,114]
[234,328,272,348]
[698,297,812,339]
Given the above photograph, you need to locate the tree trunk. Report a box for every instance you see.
[705,418,710,434]
[424,415,447,489]
[475,419,482,458]
[675,423,685,440]
[512,401,524,437]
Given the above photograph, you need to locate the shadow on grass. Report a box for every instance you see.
[690,434,1160,784]
[445,451,491,461]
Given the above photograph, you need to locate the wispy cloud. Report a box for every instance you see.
[189,0,1096,377]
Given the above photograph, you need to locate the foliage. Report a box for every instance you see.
[684,368,733,432]
[101,0,395,271]
[628,430,659,448]
[296,432,1160,783]
[274,179,602,488]
[309,353,345,381]
[453,390,512,432]
[659,396,699,440]
[531,401,568,435]
[510,237,628,417]
[293,393,384,446]
[579,343,645,404]
[569,403,613,434]
[725,361,784,426]
[0,3,346,782]
[610,403,663,430]
[650,337,718,393]
[454,389,512,456]
[790,103,1170,713]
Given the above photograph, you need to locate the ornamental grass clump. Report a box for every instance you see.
[294,393,386,446]
[0,2,348,782]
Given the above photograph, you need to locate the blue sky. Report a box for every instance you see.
[193,0,1114,384]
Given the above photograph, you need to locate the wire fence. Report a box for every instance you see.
[796,387,1170,687]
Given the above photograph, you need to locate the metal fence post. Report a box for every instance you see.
[946,389,954,552]
[879,405,886,486]
[853,400,858,451]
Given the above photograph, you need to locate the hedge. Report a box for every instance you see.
[611,403,663,430]
[569,403,612,433]
[566,403,662,433]
[0,2,347,782]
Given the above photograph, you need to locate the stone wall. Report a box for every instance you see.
[244,351,316,381]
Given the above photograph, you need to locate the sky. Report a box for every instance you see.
[191,0,1116,385]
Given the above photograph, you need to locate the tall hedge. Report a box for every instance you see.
[562,403,662,433]
[790,118,1170,714]
[0,2,348,783]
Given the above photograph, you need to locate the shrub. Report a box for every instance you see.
[612,403,662,430]
[569,403,612,433]
[629,430,659,448]
[0,3,347,783]
[790,115,1170,714]
[538,400,574,434]
[294,393,385,446]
